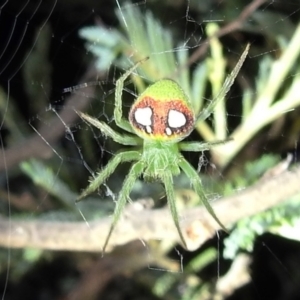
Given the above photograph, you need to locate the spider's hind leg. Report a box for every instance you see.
[179,138,233,152]
[196,44,250,123]
[114,57,149,133]
[77,111,141,146]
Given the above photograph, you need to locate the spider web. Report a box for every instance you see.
[0,0,300,299]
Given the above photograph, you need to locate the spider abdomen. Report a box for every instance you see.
[129,79,195,142]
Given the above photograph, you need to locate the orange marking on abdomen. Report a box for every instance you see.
[129,96,195,139]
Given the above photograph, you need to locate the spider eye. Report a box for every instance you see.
[129,79,195,141]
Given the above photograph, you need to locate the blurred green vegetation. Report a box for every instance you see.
[1,1,300,299]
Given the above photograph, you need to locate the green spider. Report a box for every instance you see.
[78,44,249,253]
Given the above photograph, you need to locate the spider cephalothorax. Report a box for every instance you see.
[77,44,249,253]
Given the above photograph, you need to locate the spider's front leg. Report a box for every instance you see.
[114,58,149,133]
[179,157,227,232]
[102,160,145,254]
[161,171,187,248]
[77,151,140,201]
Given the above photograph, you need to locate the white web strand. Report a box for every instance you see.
[0,0,299,298]
[0,2,57,299]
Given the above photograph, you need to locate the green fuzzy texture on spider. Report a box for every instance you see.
[78,45,249,253]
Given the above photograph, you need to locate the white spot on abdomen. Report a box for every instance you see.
[168,109,186,128]
[134,107,152,125]
[165,127,172,135]
[134,107,153,133]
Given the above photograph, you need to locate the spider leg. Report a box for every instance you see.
[77,151,141,201]
[162,171,187,248]
[179,138,233,152]
[179,157,227,232]
[115,58,148,133]
[102,160,145,254]
[78,111,141,146]
[197,44,250,123]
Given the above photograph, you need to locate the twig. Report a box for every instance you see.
[0,64,99,172]
[215,253,252,298]
[0,0,267,172]
[0,164,299,252]
[60,241,152,300]
[187,0,267,66]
